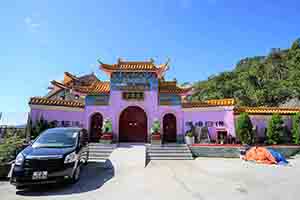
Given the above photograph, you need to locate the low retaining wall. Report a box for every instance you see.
[190,144,241,158]
[190,144,300,158]
[266,145,300,158]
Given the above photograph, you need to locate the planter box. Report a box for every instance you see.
[185,136,195,145]
[190,144,300,158]
[100,133,113,144]
[266,145,300,158]
[99,139,112,144]
[151,134,162,145]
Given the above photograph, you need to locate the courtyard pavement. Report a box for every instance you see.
[1,154,300,200]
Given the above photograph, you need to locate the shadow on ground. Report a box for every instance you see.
[16,160,114,196]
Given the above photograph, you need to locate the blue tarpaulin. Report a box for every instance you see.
[268,149,289,165]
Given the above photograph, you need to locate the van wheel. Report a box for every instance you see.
[71,166,81,184]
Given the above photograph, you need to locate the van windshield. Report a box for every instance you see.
[32,129,79,148]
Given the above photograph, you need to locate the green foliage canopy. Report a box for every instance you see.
[267,114,284,144]
[292,113,300,144]
[192,38,300,107]
[236,112,253,145]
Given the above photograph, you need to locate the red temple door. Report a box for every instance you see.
[90,113,103,142]
[163,113,177,143]
[119,106,147,142]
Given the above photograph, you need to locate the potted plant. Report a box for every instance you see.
[100,118,113,144]
[151,119,162,145]
[185,131,195,145]
[219,134,225,144]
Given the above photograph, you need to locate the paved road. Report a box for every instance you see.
[1,155,300,200]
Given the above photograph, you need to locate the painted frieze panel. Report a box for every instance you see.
[111,72,158,91]
[159,94,181,105]
[85,94,109,106]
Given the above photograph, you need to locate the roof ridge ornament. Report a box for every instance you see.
[97,58,104,65]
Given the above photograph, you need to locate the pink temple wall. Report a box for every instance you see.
[30,94,237,142]
[30,108,85,127]
[85,91,185,141]
[183,107,236,140]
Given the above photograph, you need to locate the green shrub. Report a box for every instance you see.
[151,119,161,135]
[267,114,284,144]
[236,112,254,145]
[292,113,300,144]
[102,118,112,133]
[0,135,25,163]
[29,116,57,139]
[186,131,194,137]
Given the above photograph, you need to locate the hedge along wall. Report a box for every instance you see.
[190,145,300,158]
[234,114,293,140]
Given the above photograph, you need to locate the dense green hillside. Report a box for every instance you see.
[192,39,300,107]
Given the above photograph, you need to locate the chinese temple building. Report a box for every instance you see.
[29,58,300,143]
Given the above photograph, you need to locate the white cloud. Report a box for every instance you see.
[24,16,40,32]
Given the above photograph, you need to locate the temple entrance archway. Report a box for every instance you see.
[90,113,103,142]
[163,113,177,143]
[119,106,147,142]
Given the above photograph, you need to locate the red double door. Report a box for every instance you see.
[119,106,147,142]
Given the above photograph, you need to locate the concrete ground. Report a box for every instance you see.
[1,154,300,200]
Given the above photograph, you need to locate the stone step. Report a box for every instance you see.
[89,156,110,160]
[147,146,190,150]
[89,152,111,157]
[147,153,193,157]
[89,148,114,152]
[146,144,193,161]
[148,156,194,160]
[89,144,116,148]
[147,149,191,153]
[88,159,107,163]
[148,144,187,147]
[88,143,116,162]
[89,145,115,148]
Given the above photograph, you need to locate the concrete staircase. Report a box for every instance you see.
[88,143,117,162]
[146,144,194,160]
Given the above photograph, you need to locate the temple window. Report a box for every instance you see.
[64,121,71,127]
[217,121,225,127]
[205,121,214,127]
[195,121,203,127]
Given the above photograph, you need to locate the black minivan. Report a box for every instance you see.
[10,127,89,188]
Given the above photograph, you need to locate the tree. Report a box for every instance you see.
[31,116,49,139]
[267,114,284,144]
[192,38,300,107]
[292,113,300,144]
[236,112,254,145]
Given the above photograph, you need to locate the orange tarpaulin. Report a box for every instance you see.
[244,147,277,165]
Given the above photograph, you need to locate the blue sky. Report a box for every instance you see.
[0,0,299,125]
